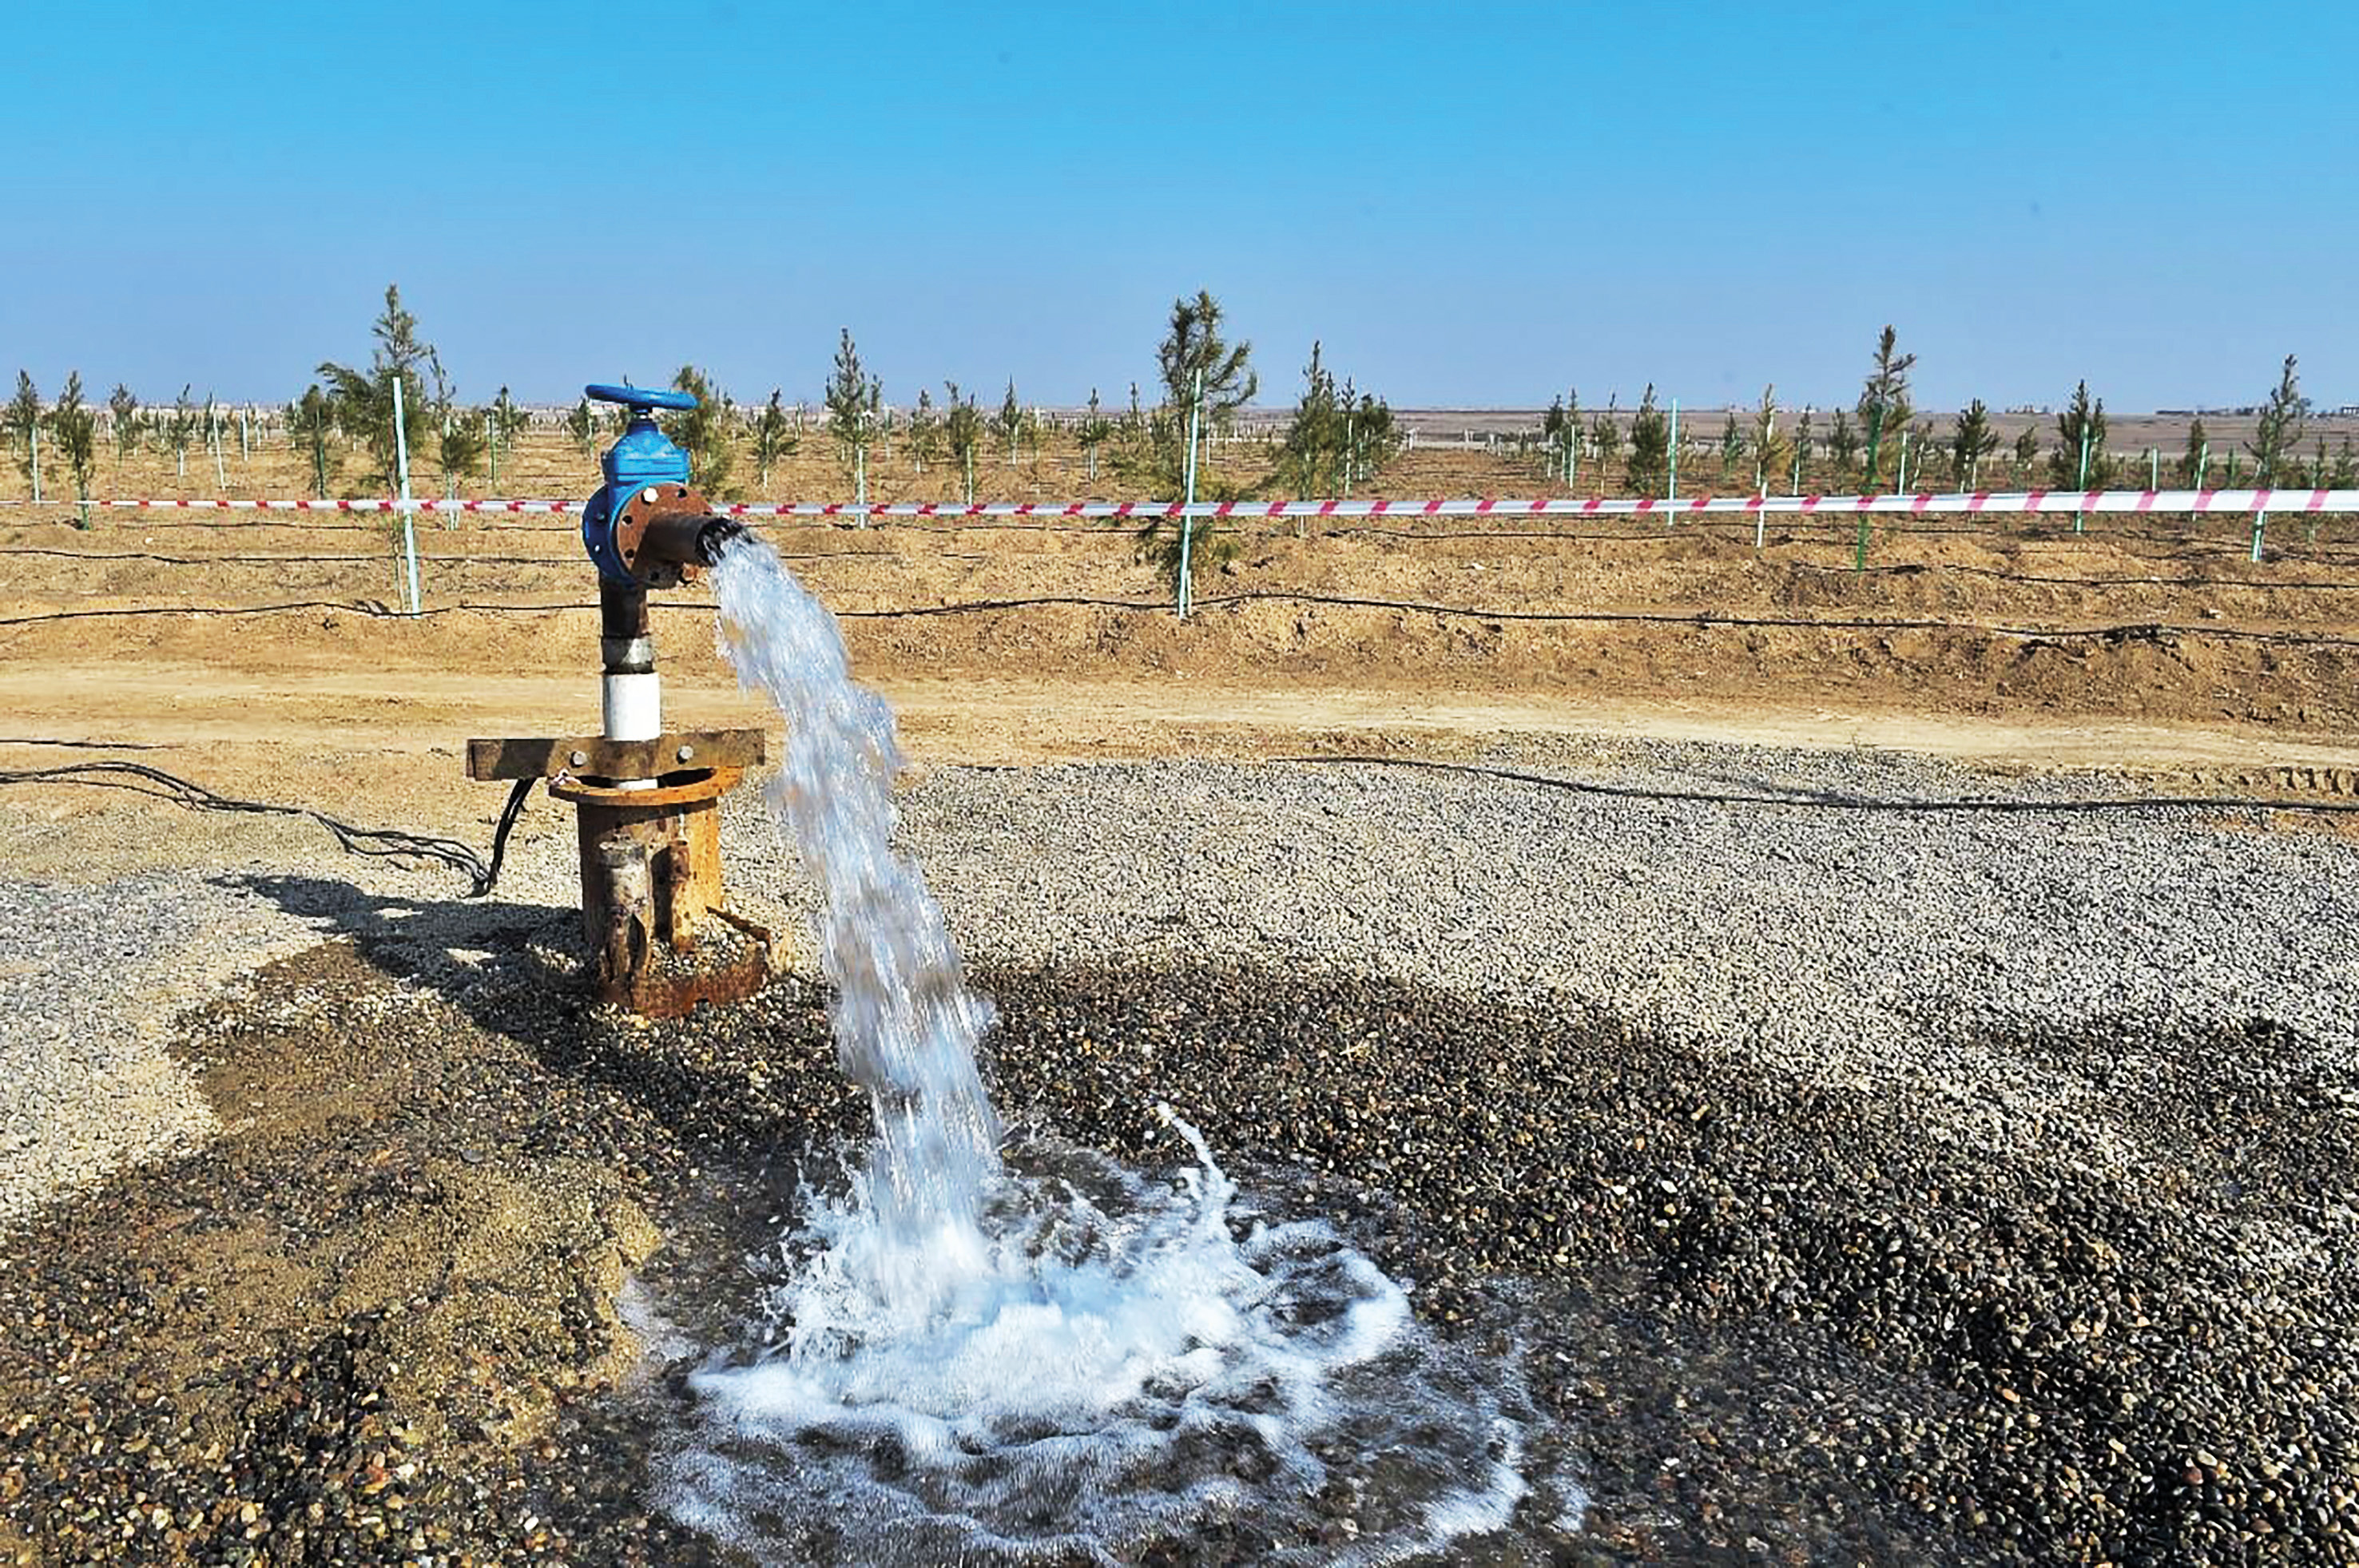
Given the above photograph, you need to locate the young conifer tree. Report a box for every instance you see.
[2050,381,2111,490]
[1133,289,1256,498]
[1625,385,1670,496]
[1749,386,1789,494]
[1276,340,1343,498]
[1587,395,1622,480]
[941,382,983,504]
[565,398,599,460]
[165,386,197,479]
[2177,415,2209,487]
[1130,291,1257,584]
[291,384,338,497]
[824,328,874,486]
[430,358,486,502]
[997,380,1023,466]
[662,366,736,498]
[1540,394,1567,476]
[1855,325,1916,489]
[753,390,796,490]
[317,285,438,490]
[4,372,40,494]
[1829,408,1860,477]
[107,383,140,461]
[48,373,97,527]
[1077,388,1112,485]
[907,388,939,477]
[2246,355,2306,486]
[1950,399,1997,490]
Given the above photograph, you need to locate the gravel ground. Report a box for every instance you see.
[0,874,323,1229]
[1,742,2355,1562]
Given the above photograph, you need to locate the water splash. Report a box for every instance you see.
[673,534,1579,1561]
[709,532,1000,1293]
[662,1114,1557,1565]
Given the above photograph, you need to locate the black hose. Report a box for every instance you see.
[1277,754,2359,815]
[4,590,2357,651]
[477,776,538,898]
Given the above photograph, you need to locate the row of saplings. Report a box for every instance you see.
[6,307,2349,541]
[1527,333,2353,498]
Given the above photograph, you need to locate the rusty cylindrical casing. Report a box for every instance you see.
[549,767,768,1015]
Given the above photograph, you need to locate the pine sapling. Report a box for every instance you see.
[49,373,97,527]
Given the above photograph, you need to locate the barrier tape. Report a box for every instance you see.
[21,487,2359,518]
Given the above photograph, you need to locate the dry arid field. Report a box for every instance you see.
[2,426,2357,1565]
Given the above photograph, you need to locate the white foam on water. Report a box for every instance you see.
[665,536,1583,1562]
[661,1113,1573,1564]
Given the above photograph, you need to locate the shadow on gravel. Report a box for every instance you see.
[2,879,2350,1565]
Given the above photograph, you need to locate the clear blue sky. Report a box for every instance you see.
[6,2,2353,412]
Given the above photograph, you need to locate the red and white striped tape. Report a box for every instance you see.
[25,487,2359,519]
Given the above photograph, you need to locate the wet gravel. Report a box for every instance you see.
[1,744,2355,1563]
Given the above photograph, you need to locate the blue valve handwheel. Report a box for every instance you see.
[585,382,699,411]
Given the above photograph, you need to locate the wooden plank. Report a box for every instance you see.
[466,728,766,782]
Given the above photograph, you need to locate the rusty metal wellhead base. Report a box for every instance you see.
[469,732,774,1016]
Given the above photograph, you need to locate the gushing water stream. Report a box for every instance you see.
[654,535,1575,1562]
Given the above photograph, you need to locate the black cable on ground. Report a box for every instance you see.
[477,776,538,898]
[0,736,161,750]
[6,589,2359,652]
[1785,560,2359,592]
[0,761,506,891]
[1277,754,2359,814]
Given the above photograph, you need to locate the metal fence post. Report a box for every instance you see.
[1178,369,1202,618]
[393,375,423,617]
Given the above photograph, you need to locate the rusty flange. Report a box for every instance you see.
[610,482,714,589]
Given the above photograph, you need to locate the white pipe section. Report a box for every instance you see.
[603,671,661,743]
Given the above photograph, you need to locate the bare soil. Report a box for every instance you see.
[3,437,2354,862]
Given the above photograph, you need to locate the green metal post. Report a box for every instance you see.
[2074,427,2090,534]
[1666,399,1678,518]
[27,422,39,506]
[1857,407,1882,571]
[1178,369,1202,618]
[392,375,422,617]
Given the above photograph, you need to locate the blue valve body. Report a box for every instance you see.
[582,383,698,587]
